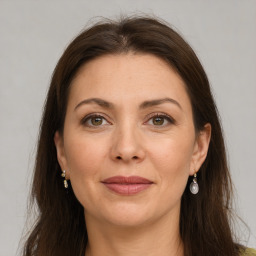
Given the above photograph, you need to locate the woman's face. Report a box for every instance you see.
[55,53,210,227]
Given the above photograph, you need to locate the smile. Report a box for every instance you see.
[101,176,153,195]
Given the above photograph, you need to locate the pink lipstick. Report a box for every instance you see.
[102,176,153,195]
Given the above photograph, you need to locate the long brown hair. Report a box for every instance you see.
[23,16,243,256]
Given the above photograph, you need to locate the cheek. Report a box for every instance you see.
[150,135,193,169]
[147,133,194,188]
[65,134,108,179]
[63,134,109,208]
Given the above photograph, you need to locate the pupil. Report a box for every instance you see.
[92,117,102,125]
[153,117,164,125]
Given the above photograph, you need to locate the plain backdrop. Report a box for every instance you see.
[0,1,255,255]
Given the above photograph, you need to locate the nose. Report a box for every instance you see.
[110,124,146,163]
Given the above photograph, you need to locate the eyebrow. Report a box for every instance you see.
[74,97,182,111]
[74,98,114,110]
[139,98,182,110]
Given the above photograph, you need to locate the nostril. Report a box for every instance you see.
[116,155,138,160]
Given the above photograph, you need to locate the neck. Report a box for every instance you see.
[84,209,184,256]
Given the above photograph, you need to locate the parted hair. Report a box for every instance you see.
[23,16,243,256]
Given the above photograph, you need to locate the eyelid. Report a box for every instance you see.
[80,113,112,127]
[144,112,176,126]
[80,112,175,128]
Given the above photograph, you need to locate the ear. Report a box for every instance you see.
[54,131,70,179]
[189,123,211,175]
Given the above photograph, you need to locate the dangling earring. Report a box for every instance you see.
[190,172,199,194]
[61,170,68,189]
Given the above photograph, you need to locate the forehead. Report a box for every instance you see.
[68,53,191,110]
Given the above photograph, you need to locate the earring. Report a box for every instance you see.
[61,170,68,189]
[190,172,199,194]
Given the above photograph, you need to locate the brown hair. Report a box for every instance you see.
[23,16,243,256]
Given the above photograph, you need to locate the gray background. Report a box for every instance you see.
[0,1,255,255]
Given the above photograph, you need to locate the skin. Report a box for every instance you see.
[54,53,211,256]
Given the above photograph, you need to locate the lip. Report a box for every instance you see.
[101,176,153,195]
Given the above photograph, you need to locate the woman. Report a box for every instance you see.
[22,16,256,256]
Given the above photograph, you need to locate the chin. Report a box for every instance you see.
[104,212,152,228]
[96,200,160,228]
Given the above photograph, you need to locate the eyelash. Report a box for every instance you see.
[81,113,110,128]
[81,112,176,128]
[145,113,176,127]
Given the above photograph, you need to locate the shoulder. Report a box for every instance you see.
[240,248,256,256]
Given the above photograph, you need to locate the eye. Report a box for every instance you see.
[81,114,109,127]
[146,113,175,127]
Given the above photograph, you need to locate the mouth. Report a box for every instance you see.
[101,176,154,195]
